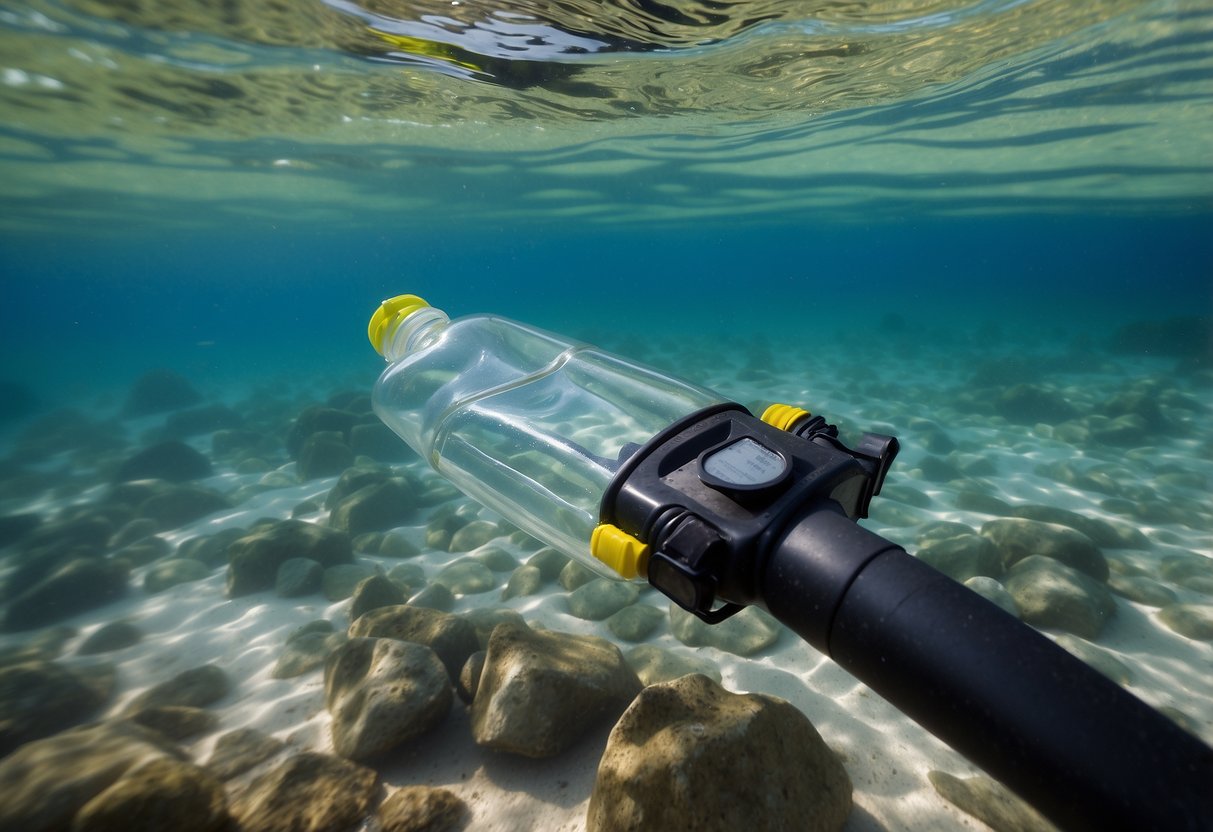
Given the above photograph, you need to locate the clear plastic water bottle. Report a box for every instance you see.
[368,294,726,572]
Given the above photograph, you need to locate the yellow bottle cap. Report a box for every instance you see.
[368,294,429,356]
[761,403,812,432]
[590,523,650,580]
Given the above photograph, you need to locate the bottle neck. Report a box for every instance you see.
[383,306,450,362]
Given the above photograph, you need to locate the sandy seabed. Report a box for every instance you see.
[1,333,1211,831]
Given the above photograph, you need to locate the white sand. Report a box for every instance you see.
[1,350,1210,831]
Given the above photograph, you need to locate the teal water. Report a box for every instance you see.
[0,0,1211,829]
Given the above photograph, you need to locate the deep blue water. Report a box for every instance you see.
[3,213,1210,409]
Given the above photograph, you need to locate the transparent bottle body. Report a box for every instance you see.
[372,313,726,574]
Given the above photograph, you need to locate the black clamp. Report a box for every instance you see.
[647,511,744,624]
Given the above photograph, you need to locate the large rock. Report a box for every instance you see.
[1008,504,1149,549]
[1,557,129,632]
[915,534,1002,583]
[78,620,143,654]
[348,575,407,622]
[226,520,353,597]
[0,720,187,831]
[980,518,1109,582]
[348,604,478,682]
[70,756,230,832]
[273,620,348,679]
[136,483,232,530]
[586,674,852,832]
[144,558,212,594]
[321,563,378,601]
[114,440,213,484]
[471,621,642,757]
[1158,604,1213,641]
[377,786,464,832]
[285,406,357,458]
[1004,556,1117,639]
[229,752,378,832]
[206,727,287,781]
[122,369,202,417]
[434,559,497,595]
[328,479,415,535]
[324,638,452,761]
[124,664,229,714]
[0,659,112,756]
[296,432,353,482]
[275,557,324,598]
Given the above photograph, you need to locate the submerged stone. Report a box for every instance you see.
[669,604,782,656]
[275,557,324,598]
[916,534,1001,583]
[1107,574,1178,607]
[78,620,143,655]
[963,576,1019,618]
[607,603,665,642]
[1158,604,1213,641]
[328,479,415,535]
[143,558,211,594]
[1,557,129,632]
[122,369,202,418]
[587,674,852,832]
[114,440,213,484]
[624,644,721,686]
[71,756,230,832]
[1054,634,1134,685]
[324,637,452,761]
[1004,556,1117,639]
[501,564,543,600]
[448,519,500,552]
[567,578,640,621]
[527,547,569,581]
[0,659,112,756]
[226,520,353,597]
[981,518,1109,582]
[206,727,287,781]
[296,431,354,481]
[928,770,1053,832]
[434,559,496,595]
[472,621,641,758]
[348,574,407,621]
[378,786,465,832]
[229,752,378,832]
[124,664,229,714]
[273,622,347,679]
[126,705,219,741]
[349,604,478,682]
[0,721,187,831]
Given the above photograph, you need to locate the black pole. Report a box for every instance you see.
[760,502,1213,832]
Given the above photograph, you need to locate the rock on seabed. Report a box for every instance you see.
[587,673,852,832]
[471,621,641,757]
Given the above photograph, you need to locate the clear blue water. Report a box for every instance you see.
[2,215,1211,403]
[0,0,1211,829]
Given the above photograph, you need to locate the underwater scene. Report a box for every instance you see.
[1,0,1212,829]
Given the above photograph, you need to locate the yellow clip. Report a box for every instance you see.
[761,403,812,432]
[591,524,650,580]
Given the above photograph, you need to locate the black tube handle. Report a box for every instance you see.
[760,504,1213,832]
